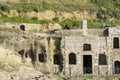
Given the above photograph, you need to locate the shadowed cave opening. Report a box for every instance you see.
[54,54,61,65]
[53,54,63,72]
[39,53,46,62]
[20,25,25,31]
[18,49,24,57]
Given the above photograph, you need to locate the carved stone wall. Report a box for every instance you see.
[59,25,120,75]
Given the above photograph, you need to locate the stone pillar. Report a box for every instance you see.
[76,52,82,75]
[48,37,56,74]
[61,37,69,75]
[22,40,27,62]
[82,20,88,36]
[107,38,113,75]
[64,52,69,75]
[35,40,39,62]
[45,37,50,63]
[82,20,87,30]
[94,54,99,75]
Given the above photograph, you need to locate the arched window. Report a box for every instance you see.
[20,25,25,31]
[54,54,61,65]
[83,44,91,51]
[113,37,119,48]
[99,54,107,65]
[114,61,120,74]
[39,54,46,62]
[69,53,76,64]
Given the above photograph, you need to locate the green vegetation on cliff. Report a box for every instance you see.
[0,0,119,12]
[0,0,120,28]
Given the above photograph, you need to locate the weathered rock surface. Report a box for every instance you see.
[8,10,96,20]
[0,25,120,80]
[0,46,54,80]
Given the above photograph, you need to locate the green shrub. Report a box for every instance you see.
[113,8,120,19]
[53,17,60,23]
[9,16,19,22]
[19,0,28,2]
[60,18,81,29]
[31,16,39,21]
[88,19,120,29]
[1,14,8,18]
[0,0,119,13]
[97,7,107,19]
[33,7,39,12]
[40,19,55,24]
[0,15,40,23]
[0,4,10,12]
[88,19,100,28]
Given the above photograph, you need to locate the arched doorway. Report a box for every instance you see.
[114,61,120,74]
[20,25,25,31]
[83,55,92,74]
[69,53,76,64]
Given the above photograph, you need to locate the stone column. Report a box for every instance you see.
[82,20,87,30]
[107,37,113,75]
[22,40,27,62]
[61,37,69,75]
[93,52,99,75]
[76,52,82,75]
[48,37,55,74]
[64,51,69,75]
[64,41,69,75]
[34,38,39,62]
[45,37,50,63]
[91,40,99,75]
[82,20,88,36]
